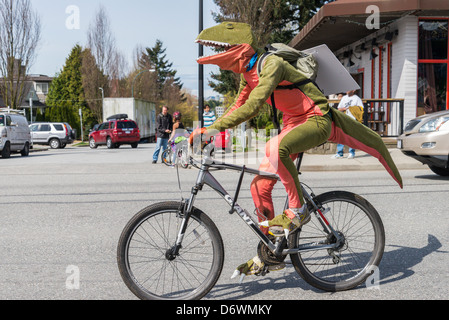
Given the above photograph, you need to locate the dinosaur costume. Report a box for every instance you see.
[194,22,402,280]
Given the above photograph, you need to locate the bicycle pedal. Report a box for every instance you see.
[259,265,270,276]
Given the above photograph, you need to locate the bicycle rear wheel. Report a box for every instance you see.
[117,201,224,300]
[178,143,189,168]
[161,148,172,166]
[290,191,385,292]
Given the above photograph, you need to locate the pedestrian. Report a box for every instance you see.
[203,105,216,128]
[331,90,364,159]
[152,106,173,164]
[168,111,186,165]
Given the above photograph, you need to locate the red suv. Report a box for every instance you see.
[89,114,140,149]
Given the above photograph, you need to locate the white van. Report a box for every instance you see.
[0,109,32,158]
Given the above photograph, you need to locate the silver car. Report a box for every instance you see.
[29,122,75,149]
[397,110,449,176]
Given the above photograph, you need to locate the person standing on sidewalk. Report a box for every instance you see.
[152,106,173,163]
[203,104,216,128]
[331,90,364,159]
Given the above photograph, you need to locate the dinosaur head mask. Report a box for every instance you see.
[196,22,258,73]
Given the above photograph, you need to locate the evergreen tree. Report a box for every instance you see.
[137,39,184,103]
[46,45,94,138]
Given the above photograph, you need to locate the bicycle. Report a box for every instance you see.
[117,144,385,300]
[161,138,189,169]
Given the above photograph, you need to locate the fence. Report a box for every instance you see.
[329,98,404,137]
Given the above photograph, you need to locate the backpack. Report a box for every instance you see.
[257,43,319,81]
[347,106,364,123]
[256,43,321,133]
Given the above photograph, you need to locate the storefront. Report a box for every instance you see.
[418,18,448,114]
[289,0,449,134]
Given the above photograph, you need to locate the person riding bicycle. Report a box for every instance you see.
[168,111,187,165]
[190,22,402,282]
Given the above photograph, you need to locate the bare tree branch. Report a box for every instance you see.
[0,0,41,108]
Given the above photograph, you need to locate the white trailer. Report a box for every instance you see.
[103,98,156,142]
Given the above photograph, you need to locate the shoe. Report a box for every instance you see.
[259,208,311,237]
[230,255,285,283]
[348,154,355,159]
[152,160,157,164]
[331,154,343,159]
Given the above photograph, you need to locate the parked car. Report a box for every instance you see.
[29,122,75,149]
[397,110,449,176]
[89,114,140,149]
[0,110,31,158]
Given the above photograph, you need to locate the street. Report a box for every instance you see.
[0,143,447,300]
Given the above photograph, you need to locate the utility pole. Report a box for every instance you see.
[198,0,204,128]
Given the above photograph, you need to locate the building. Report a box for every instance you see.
[0,74,53,120]
[290,0,449,136]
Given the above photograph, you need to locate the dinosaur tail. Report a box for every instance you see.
[328,108,403,188]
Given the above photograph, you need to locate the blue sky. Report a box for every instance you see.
[29,0,220,97]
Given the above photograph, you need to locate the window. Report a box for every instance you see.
[0,115,4,127]
[117,121,137,129]
[54,124,64,131]
[418,63,447,113]
[39,124,51,131]
[35,83,48,94]
[419,20,448,60]
[30,124,39,132]
[418,18,449,115]
[98,123,109,130]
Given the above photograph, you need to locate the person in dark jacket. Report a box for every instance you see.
[152,106,173,163]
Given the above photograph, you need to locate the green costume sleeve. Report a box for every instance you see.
[213,75,248,125]
[208,57,285,133]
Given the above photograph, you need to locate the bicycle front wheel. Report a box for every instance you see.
[290,191,385,292]
[117,201,224,300]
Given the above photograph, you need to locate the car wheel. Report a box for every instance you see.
[21,142,30,157]
[49,138,61,149]
[106,137,114,149]
[131,142,138,148]
[429,165,449,176]
[1,142,11,158]
[89,138,98,149]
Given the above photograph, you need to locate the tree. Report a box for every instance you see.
[0,0,41,108]
[46,45,94,137]
[86,5,129,100]
[86,5,115,77]
[81,48,108,123]
[135,40,184,105]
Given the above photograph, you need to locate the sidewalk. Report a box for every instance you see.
[299,148,424,172]
[29,141,424,172]
[227,148,424,172]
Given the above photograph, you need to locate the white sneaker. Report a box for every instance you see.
[347,154,355,159]
[331,154,343,159]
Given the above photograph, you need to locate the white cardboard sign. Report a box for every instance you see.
[303,44,360,96]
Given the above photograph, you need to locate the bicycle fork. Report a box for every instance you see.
[168,166,208,258]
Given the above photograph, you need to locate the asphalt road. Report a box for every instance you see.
[0,143,447,300]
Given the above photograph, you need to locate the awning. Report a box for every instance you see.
[290,0,449,52]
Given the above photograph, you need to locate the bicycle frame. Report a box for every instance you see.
[172,154,344,258]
